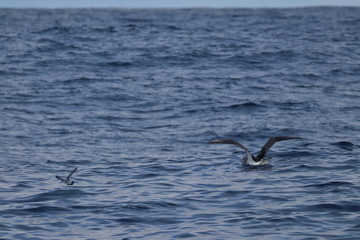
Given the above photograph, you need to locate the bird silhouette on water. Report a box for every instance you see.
[209,136,302,166]
[56,167,78,186]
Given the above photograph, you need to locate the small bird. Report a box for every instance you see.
[56,167,78,186]
[208,136,302,166]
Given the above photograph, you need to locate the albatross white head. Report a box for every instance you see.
[208,136,302,166]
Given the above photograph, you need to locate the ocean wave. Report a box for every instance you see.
[1,7,360,240]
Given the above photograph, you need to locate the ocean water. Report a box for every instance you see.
[0,7,359,240]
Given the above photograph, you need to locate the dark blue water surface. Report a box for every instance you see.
[1,7,360,239]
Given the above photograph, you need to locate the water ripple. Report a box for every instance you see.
[0,7,359,240]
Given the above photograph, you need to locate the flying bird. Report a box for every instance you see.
[56,167,78,186]
[208,136,302,166]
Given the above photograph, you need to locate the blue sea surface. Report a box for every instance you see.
[0,7,360,239]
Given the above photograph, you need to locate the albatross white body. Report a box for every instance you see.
[243,154,269,166]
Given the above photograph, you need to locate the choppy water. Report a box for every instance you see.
[1,7,360,239]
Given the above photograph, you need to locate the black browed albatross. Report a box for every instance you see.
[208,136,302,166]
[56,167,78,186]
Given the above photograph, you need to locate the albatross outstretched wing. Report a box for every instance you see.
[67,167,78,181]
[56,175,65,182]
[255,136,302,161]
[208,139,254,159]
